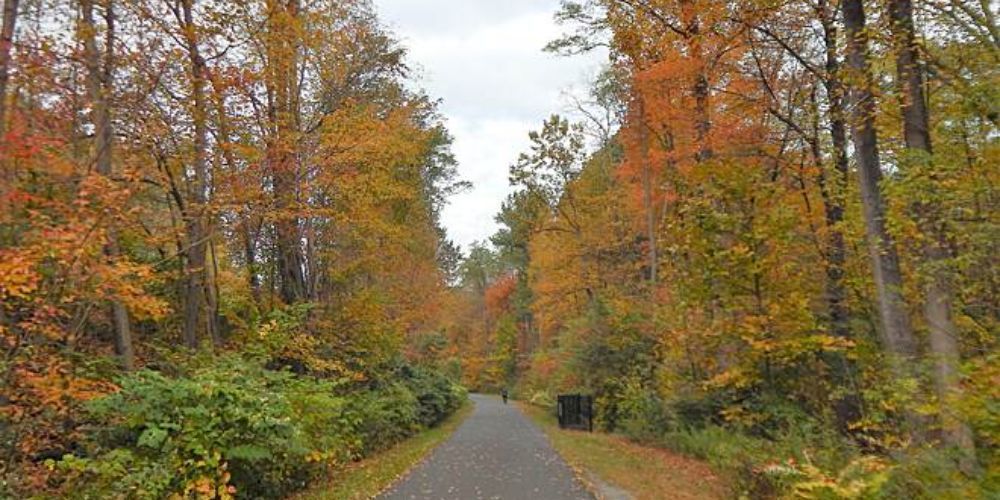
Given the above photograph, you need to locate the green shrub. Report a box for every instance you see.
[50,352,467,499]
[616,379,673,443]
[879,447,990,499]
[765,455,893,499]
[55,356,350,499]
[661,425,821,497]
[662,425,788,497]
[349,381,422,455]
[398,364,466,427]
[346,362,466,455]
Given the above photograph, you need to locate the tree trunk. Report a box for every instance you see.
[637,97,657,284]
[243,218,262,303]
[816,0,861,432]
[275,176,307,304]
[819,0,851,351]
[207,240,222,345]
[685,7,712,162]
[0,0,18,135]
[81,0,134,370]
[889,0,931,153]
[888,0,976,460]
[268,0,307,305]
[178,0,212,349]
[841,0,919,387]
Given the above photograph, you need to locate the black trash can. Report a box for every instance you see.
[556,394,593,432]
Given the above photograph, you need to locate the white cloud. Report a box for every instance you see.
[374,0,608,251]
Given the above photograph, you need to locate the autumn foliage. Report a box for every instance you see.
[0,0,997,498]
[0,0,467,497]
[449,0,998,497]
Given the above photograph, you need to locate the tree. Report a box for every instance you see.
[509,114,587,216]
[841,0,919,394]
[0,0,17,135]
[80,0,134,370]
[266,0,308,305]
[172,0,216,348]
[2,1,472,494]
[887,0,975,459]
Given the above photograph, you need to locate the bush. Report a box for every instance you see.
[347,362,466,455]
[51,354,467,499]
[54,356,349,499]
[661,424,813,498]
[527,389,556,409]
[348,381,422,455]
[616,379,673,443]
[879,447,990,499]
[398,364,467,427]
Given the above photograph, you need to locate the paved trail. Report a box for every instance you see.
[380,394,592,500]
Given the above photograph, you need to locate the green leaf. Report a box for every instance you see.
[138,425,169,450]
[226,444,273,461]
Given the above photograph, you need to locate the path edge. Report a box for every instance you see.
[370,398,475,499]
[514,401,634,500]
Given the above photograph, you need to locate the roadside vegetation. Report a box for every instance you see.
[10,309,466,499]
[0,0,469,498]
[449,1,998,498]
[298,401,473,500]
[522,402,727,500]
[54,351,466,499]
[1,0,996,498]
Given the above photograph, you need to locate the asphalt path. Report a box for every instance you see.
[380,394,592,500]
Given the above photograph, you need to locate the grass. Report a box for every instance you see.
[296,400,474,500]
[520,402,730,500]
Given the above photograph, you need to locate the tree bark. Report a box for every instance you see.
[889,0,932,153]
[0,0,18,135]
[841,0,919,386]
[207,240,222,345]
[178,0,212,348]
[243,218,262,303]
[81,0,134,370]
[888,0,976,460]
[637,97,657,284]
[268,0,307,305]
[816,0,861,432]
[684,4,712,162]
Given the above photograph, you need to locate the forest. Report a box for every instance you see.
[447,0,998,498]
[0,0,467,497]
[0,0,996,498]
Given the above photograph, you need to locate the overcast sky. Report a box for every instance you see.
[373,0,608,251]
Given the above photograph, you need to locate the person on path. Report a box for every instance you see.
[501,388,509,404]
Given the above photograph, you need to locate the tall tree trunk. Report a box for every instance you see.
[207,240,222,345]
[816,0,861,432]
[81,0,134,370]
[268,0,307,305]
[888,0,976,460]
[178,0,212,348]
[637,97,657,284]
[0,0,17,135]
[274,169,307,304]
[243,218,262,303]
[693,70,711,162]
[889,0,931,153]
[841,0,919,394]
